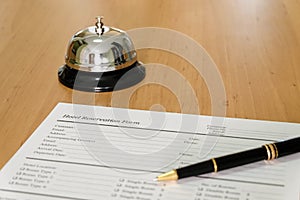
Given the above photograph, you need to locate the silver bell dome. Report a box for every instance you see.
[58,16,145,92]
[65,16,137,72]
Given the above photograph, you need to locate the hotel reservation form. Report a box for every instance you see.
[0,103,299,200]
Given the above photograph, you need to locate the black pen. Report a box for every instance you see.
[156,136,300,181]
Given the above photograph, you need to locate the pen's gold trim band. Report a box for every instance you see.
[212,158,218,173]
[264,143,279,160]
[272,143,279,159]
[267,144,276,160]
[263,144,271,160]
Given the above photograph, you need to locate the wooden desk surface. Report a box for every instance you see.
[1,0,300,169]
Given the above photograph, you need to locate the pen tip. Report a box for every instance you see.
[153,178,158,182]
[156,170,178,181]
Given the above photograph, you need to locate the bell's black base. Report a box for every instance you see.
[58,62,145,92]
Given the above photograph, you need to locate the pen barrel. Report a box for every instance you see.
[176,137,300,179]
[275,137,300,157]
[216,137,300,171]
[216,147,266,171]
[177,147,266,178]
[177,160,214,179]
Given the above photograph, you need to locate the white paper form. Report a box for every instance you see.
[0,102,299,200]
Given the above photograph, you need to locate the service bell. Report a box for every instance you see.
[58,16,145,92]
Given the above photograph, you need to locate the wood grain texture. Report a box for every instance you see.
[0,0,300,168]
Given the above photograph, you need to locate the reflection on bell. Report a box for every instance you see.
[58,16,145,92]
